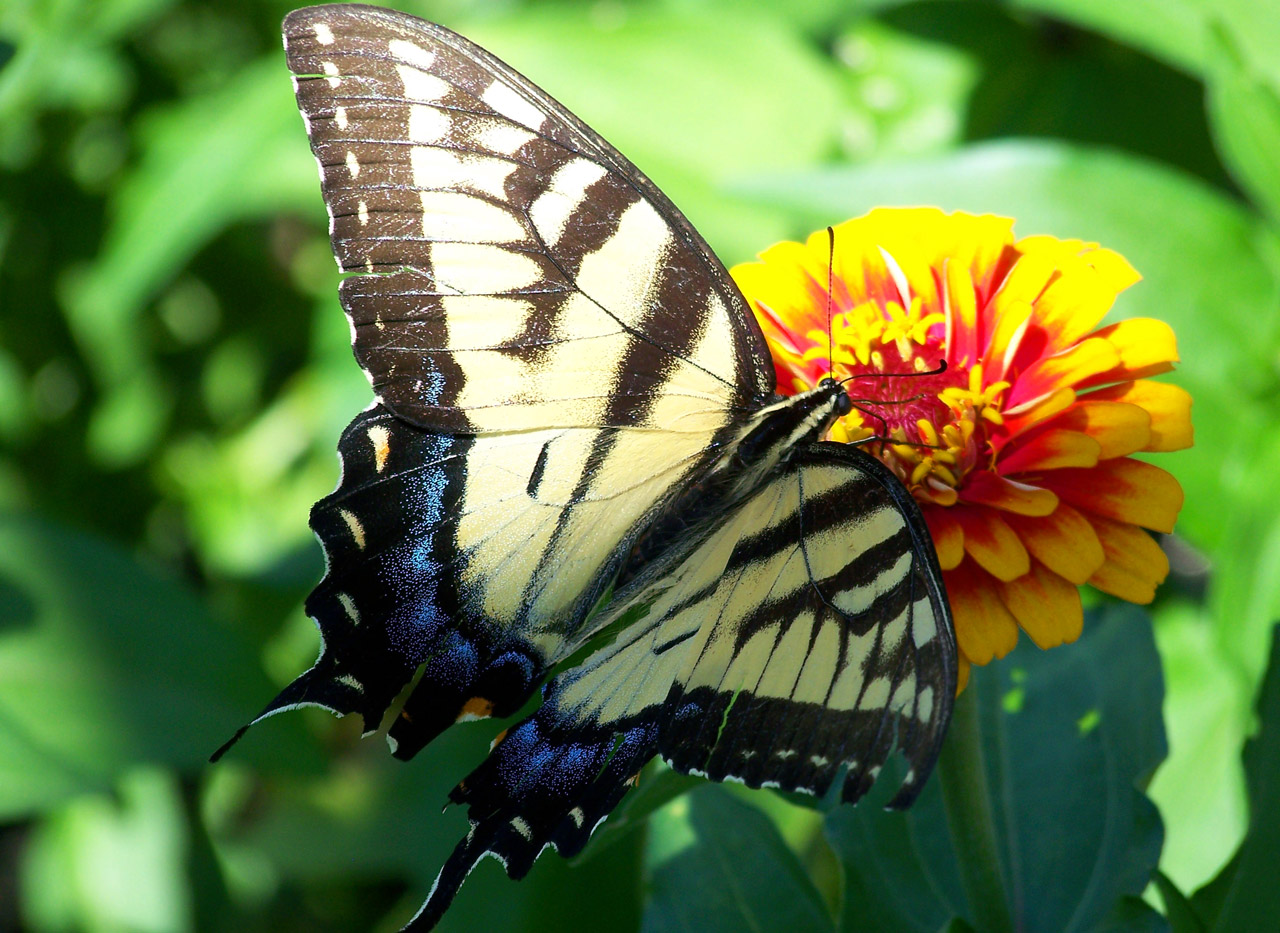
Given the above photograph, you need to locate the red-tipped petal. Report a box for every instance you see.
[998,428,1102,474]
[924,507,965,570]
[959,471,1059,516]
[1033,400,1152,460]
[954,507,1031,581]
[1076,318,1178,389]
[945,561,1021,664]
[1008,337,1120,408]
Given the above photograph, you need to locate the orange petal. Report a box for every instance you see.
[1086,515,1170,603]
[1003,504,1106,585]
[959,471,1059,516]
[954,507,1030,581]
[1001,386,1077,439]
[955,655,971,694]
[924,507,964,570]
[944,561,1020,664]
[1034,400,1152,460]
[1041,458,1184,533]
[1083,380,1193,452]
[997,561,1084,649]
[1007,337,1120,407]
[998,428,1101,473]
[1076,318,1178,389]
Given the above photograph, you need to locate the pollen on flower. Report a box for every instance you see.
[731,207,1191,688]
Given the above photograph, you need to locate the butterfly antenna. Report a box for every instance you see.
[826,226,836,378]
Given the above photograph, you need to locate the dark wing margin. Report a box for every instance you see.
[405,443,956,929]
[281,4,775,433]
[211,405,549,763]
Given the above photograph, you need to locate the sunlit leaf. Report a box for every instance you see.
[0,513,314,817]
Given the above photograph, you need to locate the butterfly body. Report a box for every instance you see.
[215,6,957,928]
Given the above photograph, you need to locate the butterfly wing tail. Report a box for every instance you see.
[209,654,385,762]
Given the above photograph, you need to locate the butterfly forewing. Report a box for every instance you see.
[282,4,773,435]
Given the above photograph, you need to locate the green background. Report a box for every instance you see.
[2,0,1279,930]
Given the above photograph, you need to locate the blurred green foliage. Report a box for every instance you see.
[2,0,1278,930]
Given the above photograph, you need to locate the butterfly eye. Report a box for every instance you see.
[834,390,853,417]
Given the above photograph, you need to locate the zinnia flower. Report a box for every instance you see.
[731,208,1191,690]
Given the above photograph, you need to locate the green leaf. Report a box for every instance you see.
[20,768,193,933]
[60,55,316,466]
[825,606,1166,932]
[1154,870,1207,933]
[461,4,847,261]
[1148,605,1249,898]
[218,724,644,933]
[0,512,314,817]
[575,762,702,863]
[1195,624,1280,931]
[643,785,833,933]
[1205,22,1280,225]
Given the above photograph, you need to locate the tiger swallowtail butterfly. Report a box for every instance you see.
[215,4,957,928]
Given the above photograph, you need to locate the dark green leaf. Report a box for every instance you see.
[643,785,833,933]
[1196,624,1280,931]
[826,606,1166,933]
[1154,871,1207,933]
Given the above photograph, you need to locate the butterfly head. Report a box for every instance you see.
[817,376,854,418]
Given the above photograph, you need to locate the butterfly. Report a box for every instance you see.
[215,4,957,929]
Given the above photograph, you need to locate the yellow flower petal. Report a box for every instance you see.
[955,507,1031,581]
[1081,246,1141,293]
[998,561,1084,650]
[1003,504,1106,585]
[945,561,1021,664]
[1084,380,1193,452]
[1086,515,1170,603]
[1078,318,1179,388]
[1034,275,1114,355]
[956,655,971,694]
[1044,458,1184,534]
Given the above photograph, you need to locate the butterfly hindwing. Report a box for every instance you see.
[411,443,954,928]
[282,3,773,435]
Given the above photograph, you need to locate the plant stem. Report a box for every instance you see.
[939,683,1014,933]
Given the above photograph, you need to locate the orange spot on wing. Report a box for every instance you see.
[457,696,495,722]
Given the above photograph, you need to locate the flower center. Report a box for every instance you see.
[806,297,1010,507]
